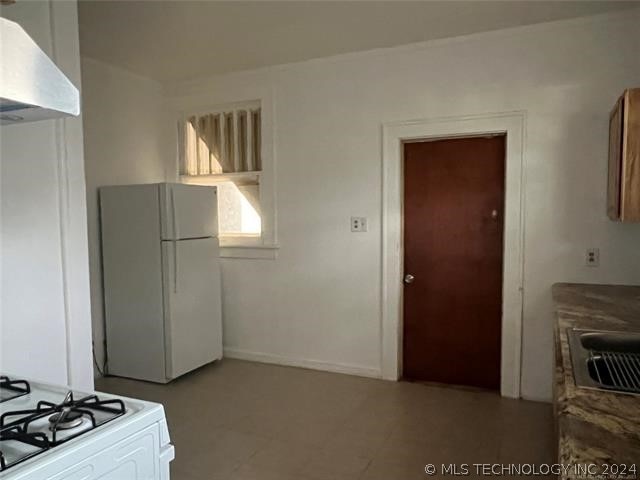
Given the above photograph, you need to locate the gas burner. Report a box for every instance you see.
[0,390,126,448]
[0,376,30,403]
[48,410,84,430]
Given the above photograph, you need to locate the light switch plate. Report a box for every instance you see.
[351,217,367,232]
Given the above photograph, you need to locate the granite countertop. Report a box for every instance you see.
[553,283,640,469]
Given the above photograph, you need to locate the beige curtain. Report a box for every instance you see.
[180,108,261,176]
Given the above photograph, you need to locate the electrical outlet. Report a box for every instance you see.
[351,217,367,232]
[586,248,599,267]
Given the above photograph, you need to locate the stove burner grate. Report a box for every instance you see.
[0,376,31,403]
[0,391,126,447]
[0,426,50,472]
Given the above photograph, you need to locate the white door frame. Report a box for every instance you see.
[381,111,526,398]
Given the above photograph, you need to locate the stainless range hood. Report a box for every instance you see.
[0,17,80,125]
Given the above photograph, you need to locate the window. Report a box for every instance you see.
[216,181,261,236]
[179,103,263,239]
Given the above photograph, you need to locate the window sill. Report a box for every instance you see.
[219,244,279,259]
[181,172,261,186]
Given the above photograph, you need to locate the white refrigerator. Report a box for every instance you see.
[100,183,222,383]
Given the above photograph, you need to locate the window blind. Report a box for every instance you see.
[180,108,261,176]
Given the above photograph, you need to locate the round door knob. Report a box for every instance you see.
[404,274,415,284]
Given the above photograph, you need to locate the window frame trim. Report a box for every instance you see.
[176,97,278,257]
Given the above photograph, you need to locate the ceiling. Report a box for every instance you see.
[78,1,638,84]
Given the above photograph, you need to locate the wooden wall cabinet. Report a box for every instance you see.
[608,88,640,222]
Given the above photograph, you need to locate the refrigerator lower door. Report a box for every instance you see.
[162,237,223,380]
[160,183,218,240]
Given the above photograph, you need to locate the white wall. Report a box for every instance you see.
[163,10,640,401]
[0,0,94,390]
[80,57,172,373]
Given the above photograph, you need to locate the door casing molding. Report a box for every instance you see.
[381,111,526,398]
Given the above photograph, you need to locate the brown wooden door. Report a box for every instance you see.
[402,136,505,390]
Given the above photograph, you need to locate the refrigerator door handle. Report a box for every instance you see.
[170,187,179,240]
[173,240,178,294]
[170,186,179,293]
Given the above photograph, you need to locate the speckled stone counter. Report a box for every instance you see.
[553,283,640,471]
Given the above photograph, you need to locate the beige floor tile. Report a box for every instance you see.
[272,418,342,447]
[359,457,428,480]
[374,437,435,466]
[377,428,499,467]
[340,409,398,437]
[322,428,389,458]
[171,428,268,479]
[169,464,199,480]
[226,413,289,438]
[229,464,307,480]
[300,449,372,479]
[95,359,554,479]
[244,439,316,474]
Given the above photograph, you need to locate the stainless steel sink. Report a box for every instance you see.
[567,329,640,395]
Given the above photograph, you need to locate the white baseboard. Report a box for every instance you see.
[223,347,382,379]
[521,393,552,403]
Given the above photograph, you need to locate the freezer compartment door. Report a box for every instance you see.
[160,183,218,240]
[162,237,223,379]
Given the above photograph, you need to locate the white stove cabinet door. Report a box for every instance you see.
[41,424,164,480]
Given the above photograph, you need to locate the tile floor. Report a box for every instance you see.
[96,359,554,480]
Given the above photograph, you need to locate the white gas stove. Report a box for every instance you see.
[0,375,174,480]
